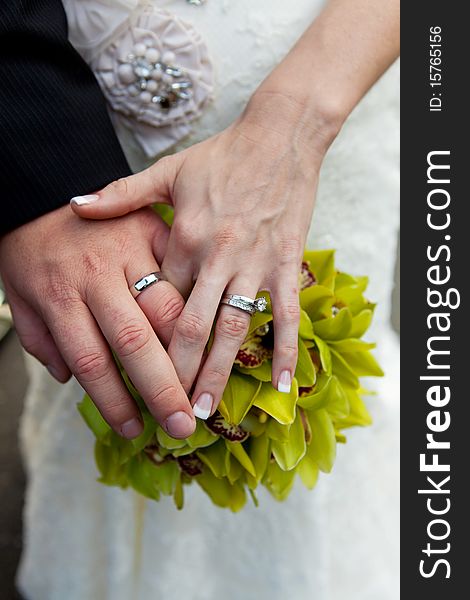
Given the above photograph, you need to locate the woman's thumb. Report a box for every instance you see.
[69,155,177,219]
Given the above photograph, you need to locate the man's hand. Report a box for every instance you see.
[0,205,195,439]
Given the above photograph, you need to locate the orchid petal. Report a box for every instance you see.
[253,380,299,425]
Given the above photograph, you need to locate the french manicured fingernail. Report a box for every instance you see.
[46,364,61,381]
[278,370,292,394]
[165,411,195,438]
[193,393,213,420]
[70,194,99,206]
[120,417,144,439]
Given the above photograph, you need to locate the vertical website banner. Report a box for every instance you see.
[401,3,467,596]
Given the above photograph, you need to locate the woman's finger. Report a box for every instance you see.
[160,228,197,299]
[269,267,301,394]
[87,276,196,439]
[69,154,182,218]
[151,219,170,267]
[168,271,227,395]
[6,286,71,382]
[190,277,262,419]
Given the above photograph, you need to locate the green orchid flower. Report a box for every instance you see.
[78,249,383,512]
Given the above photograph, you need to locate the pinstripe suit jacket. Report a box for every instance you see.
[0,0,131,234]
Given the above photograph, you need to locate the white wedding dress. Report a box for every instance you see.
[17,1,400,599]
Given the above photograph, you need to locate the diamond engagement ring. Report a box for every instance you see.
[220,294,267,316]
[131,271,167,298]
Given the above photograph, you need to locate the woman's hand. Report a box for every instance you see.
[0,205,196,439]
[71,0,399,420]
[71,93,337,419]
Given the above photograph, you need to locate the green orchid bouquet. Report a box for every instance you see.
[79,248,383,512]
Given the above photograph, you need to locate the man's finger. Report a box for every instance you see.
[43,299,144,439]
[125,255,185,349]
[6,286,71,382]
[88,279,196,439]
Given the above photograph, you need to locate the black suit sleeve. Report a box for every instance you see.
[0,0,132,235]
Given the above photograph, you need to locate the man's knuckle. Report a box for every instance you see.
[46,281,81,311]
[175,312,207,345]
[148,384,179,410]
[113,321,150,356]
[73,351,109,382]
[154,294,184,325]
[99,398,131,423]
[81,251,109,282]
[21,334,44,358]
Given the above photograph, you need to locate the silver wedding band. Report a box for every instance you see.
[131,271,167,298]
[220,294,267,316]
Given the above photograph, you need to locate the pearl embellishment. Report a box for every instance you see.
[133,43,147,57]
[162,51,175,64]
[145,48,160,63]
[118,40,194,111]
[118,63,135,84]
[91,3,214,157]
